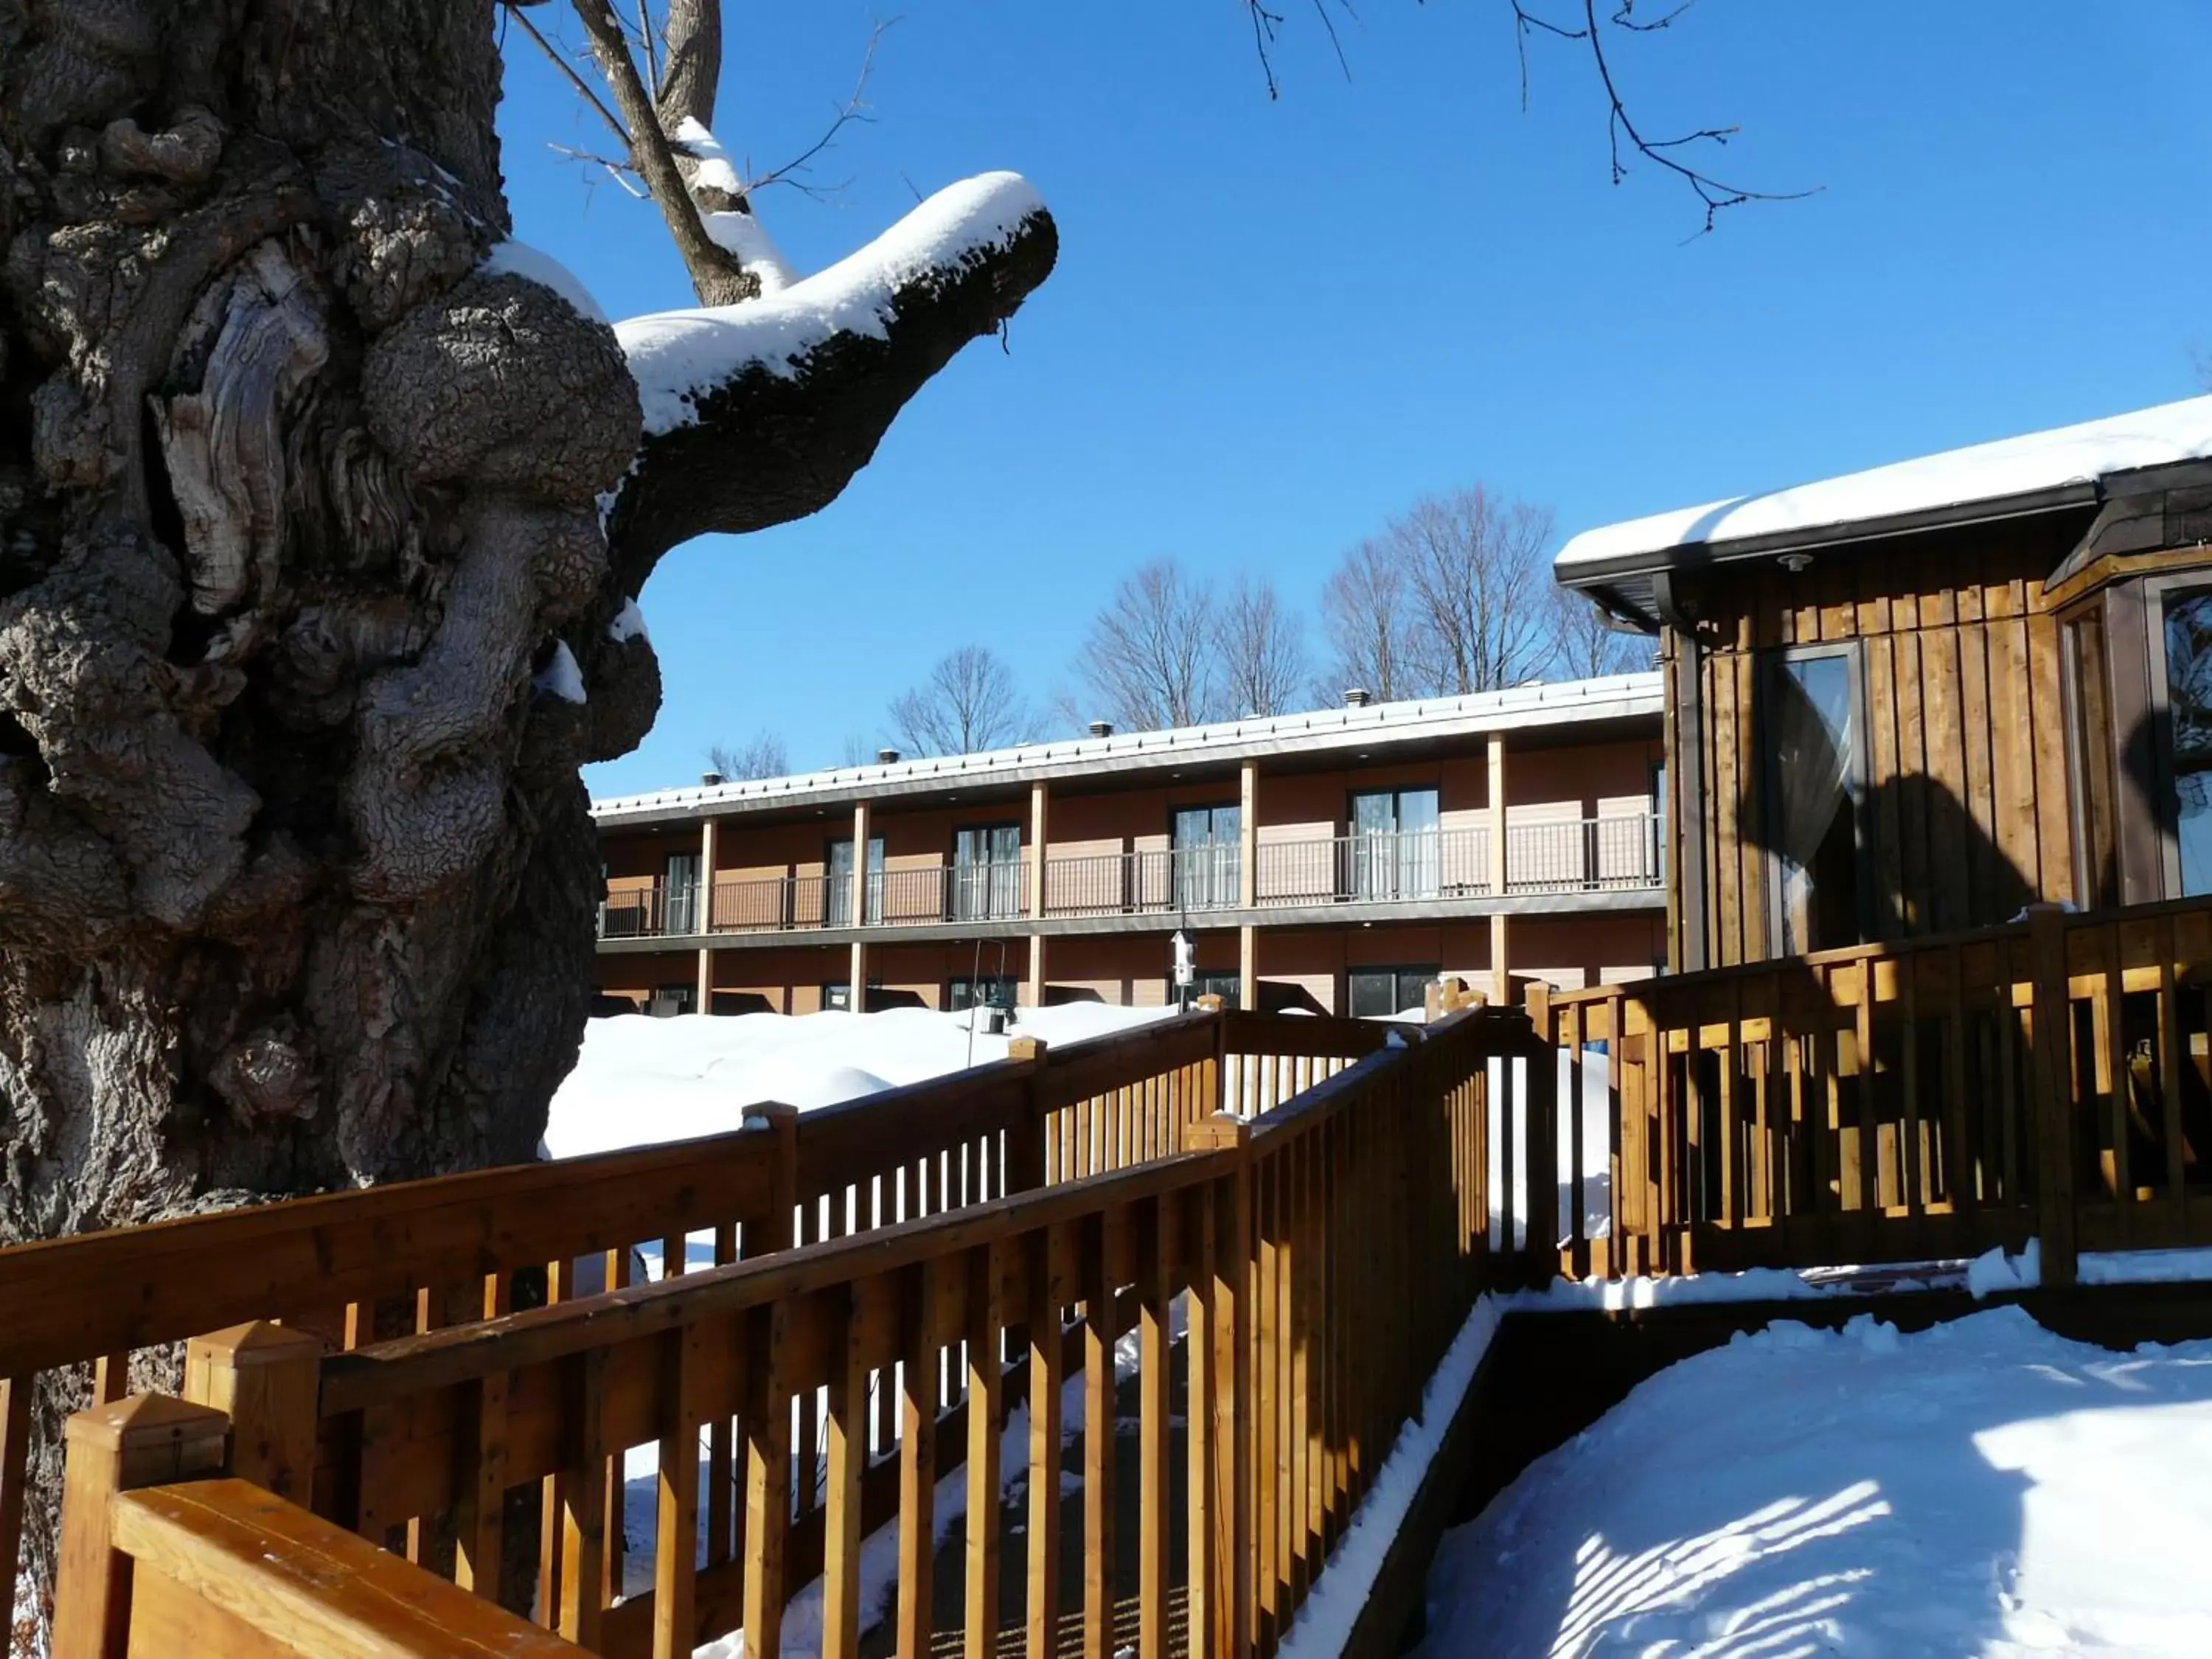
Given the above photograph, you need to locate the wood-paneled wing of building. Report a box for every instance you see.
[1555,394,2212,970]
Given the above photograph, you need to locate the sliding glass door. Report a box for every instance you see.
[1347,787,1441,900]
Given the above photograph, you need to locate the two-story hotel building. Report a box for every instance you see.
[591,673,1669,1017]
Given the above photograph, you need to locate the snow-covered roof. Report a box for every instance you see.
[1555,393,2212,578]
[592,672,1662,827]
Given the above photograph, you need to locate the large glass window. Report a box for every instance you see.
[1167,969,1242,1010]
[824,836,884,926]
[2164,591,2212,895]
[949,975,1018,1012]
[1347,966,1437,1019]
[1764,652,1864,954]
[953,824,1024,921]
[1347,787,1441,900]
[1172,804,1242,911]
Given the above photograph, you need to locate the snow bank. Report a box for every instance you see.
[616,172,1046,435]
[1556,393,2212,569]
[1419,1305,2212,1655]
[543,1002,1172,1161]
[478,239,610,325]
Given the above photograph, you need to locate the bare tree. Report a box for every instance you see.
[1216,576,1312,717]
[890,646,1032,757]
[1320,539,1424,703]
[707,732,790,779]
[1548,585,1654,680]
[1393,487,1557,695]
[1080,560,1220,731]
[1242,1,1814,235]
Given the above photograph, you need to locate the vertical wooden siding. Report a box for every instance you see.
[1676,514,2093,967]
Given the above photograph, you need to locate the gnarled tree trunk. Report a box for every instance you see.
[0,0,1053,1632]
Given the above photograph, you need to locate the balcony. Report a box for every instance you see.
[597,815,1664,942]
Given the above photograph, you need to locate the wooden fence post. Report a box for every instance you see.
[52,1395,228,1659]
[1006,1037,1048,1193]
[182,1321,322,1507]
[1520,998,1560,1289]
[1183,1113,1253,1659]
[2028,905,2079,1287]
[754,1102,799,1255]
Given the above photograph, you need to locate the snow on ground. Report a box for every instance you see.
[543,1002,1173,1161]
[1419,1307,2212,1657]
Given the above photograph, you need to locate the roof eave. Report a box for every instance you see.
[1554,479,2104,600]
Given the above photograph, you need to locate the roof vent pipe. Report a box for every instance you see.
[877,748,901,764]
[1088,720,1114,738]
[1343,687,1371,708]
[700,771,725,785]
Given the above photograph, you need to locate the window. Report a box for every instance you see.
[2164,591,2212,896]
[821,982,884,1012]
[1172,804,1242,911]
[950,975,1018,1012]
[825,835,884,926]
[953,824,1024,921]
[1167,969,1241,1010]
[1347,966,1437,1020]
[1762,650,1866,955]
[664,852,702,935]
[1346,787,1441,900]
[652,983,695,1015]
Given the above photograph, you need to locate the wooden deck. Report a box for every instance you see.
[34,888,2212,1658]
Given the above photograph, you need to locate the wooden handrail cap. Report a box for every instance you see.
[65,1392,227,1451]
[187,1319,325,1365]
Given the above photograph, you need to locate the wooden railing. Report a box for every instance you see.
[1530,895,2212,1285]
[85,1005,1531,1659]
[51,1387,584,1658]
[0,1008,1383,1638]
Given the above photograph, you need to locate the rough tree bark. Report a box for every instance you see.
[0,0,1053,1626]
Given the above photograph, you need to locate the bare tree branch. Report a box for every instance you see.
[637,1,662,99]
[1216,574,1311,717]
[604,194,1057,585]
[1547,581,1655,678]
[563,0,755,305]
[706,731,790,780]
[506,4,630,146]
[1247,0,1815,233]
[737,20,889,200]
[1079,560,1220,731]
[1394,487,1555,694]
[1514,0,1820,234]
[1320,538,1421,703]
[890,645,1031,757]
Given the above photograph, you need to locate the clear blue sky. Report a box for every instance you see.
[492,1,2212,797]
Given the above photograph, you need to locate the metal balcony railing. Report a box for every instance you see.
[1253,827,1492,907]
[1504,813,1666,892]
[597,816,1665,941]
